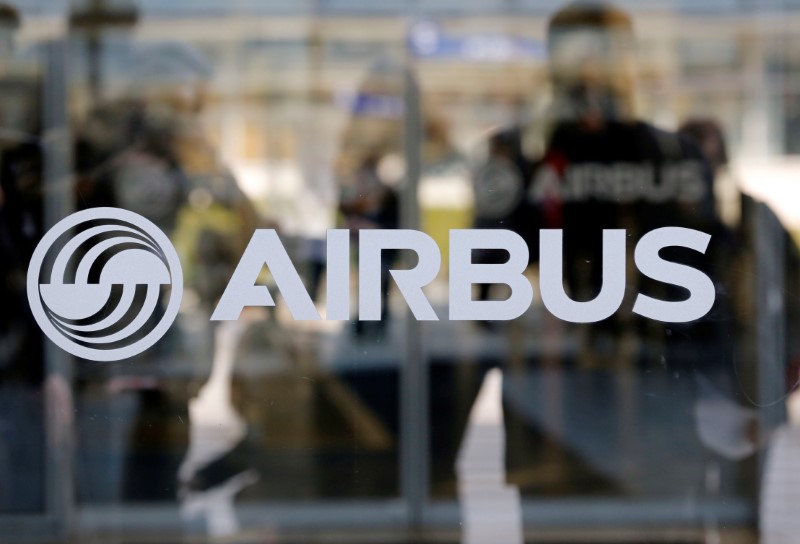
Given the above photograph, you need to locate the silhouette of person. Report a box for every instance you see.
[449,1,748,509]
[472,128,538,310]
[72,43,261,515]
[545,2,734,369]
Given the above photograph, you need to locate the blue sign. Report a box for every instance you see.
[408,20,545,61]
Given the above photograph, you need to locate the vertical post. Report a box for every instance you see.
[41,37,75,539]
[68,0,139,104]
[741,7,774,157]
[401,64,427,530]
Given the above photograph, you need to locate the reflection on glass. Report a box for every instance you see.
[2,0,800,541]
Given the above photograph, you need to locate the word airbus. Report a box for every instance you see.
[211,227,714,324]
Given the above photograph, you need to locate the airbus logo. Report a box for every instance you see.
[27,208,183,362]
[29,208,716,362]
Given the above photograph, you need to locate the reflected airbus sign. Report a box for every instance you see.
[28,208,715,361]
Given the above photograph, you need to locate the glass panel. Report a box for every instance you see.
[4,1,800,542]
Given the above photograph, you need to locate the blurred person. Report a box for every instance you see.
[336,58,460,335]
[75,41,259,324]
[678,117,743,230]
[340,154,400,336]
[466,1,720,379]
[541,2,725,368]
[679,119,800,541]
[334,58,407,192]
[678,117,742,315]
[448,1,752,515]
[678,118,728,172]
[538,3,720,325]
[72,42,262,519]
[471,127,537,313]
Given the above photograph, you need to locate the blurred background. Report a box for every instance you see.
[2,0,800,542]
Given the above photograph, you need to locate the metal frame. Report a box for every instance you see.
[0,38,75,542]
[74,497,755,537]
[400,60,429,531]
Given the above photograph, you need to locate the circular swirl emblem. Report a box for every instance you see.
[27,207,183,362]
